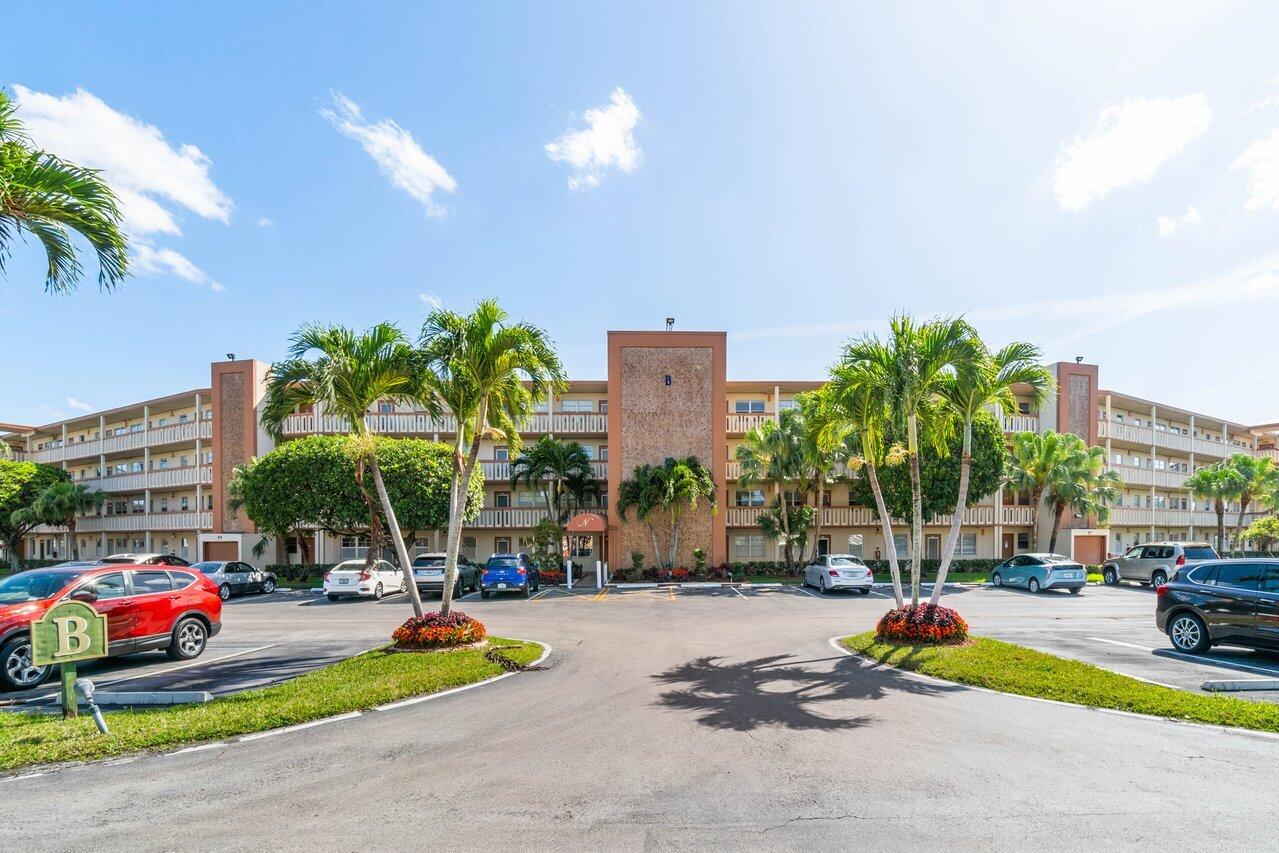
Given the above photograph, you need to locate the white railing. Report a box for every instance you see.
[1106,465,1189,490]
[472,508,552,528]
[726,504,1028,528]
[482,459,607,481]
[726,414,772,434]
[69,511,213,533]
[28,421,211,463]
[280,411,607,436]
[91,465,213,493]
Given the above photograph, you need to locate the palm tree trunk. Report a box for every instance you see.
[1030,485,1045,551]
[671,512,682,569]
[931,422,972,606]
[1047,500,1065,553]
[352,457,384,568]
[1236,501,1249,556]
[368,453,424,618]
[866,463,904,608]
[442,421,485,616]
[778,493,793,571]
[907,415,923,608]
[649,524,662,570]
[1216,503,1225,554]
[810,481,825,566]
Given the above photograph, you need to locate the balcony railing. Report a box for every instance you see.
[1106,465,1189,490]
[469,508,606,528]
[725,504,1034,528]
[281,412,607,437]
[1107,507,1224,528]
[29,421,212,464]
[480,460,608,481]
[44,511,214,533]
[88,466,214,493]
[1000,415,1040,433]
[1097,419,1259,461]
[726,414,772,434]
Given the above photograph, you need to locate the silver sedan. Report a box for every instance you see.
[803,554,874,594]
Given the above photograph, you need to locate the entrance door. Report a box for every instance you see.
[1002,534,1014,559]
[817,537,830,557]
[925,535,941,560]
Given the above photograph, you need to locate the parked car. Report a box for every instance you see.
[0,564,222,691]
[991,553,1086,594]
[803,554,873,594]
[192,561,278,600]
[411,553,480,597]
[480,553,539,598]
[1156,559,1279,654]
[99,553,193,566]
[323,559,405,601]
[1101,542,1218,587]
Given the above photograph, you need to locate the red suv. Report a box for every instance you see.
[0,564,222,691]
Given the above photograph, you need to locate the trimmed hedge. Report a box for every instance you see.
[0,559,66,572]
[267,563,335,581]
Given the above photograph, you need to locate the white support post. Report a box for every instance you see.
[566,559,573,591]
[596,560,603,589]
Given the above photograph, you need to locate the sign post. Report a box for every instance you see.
[31,600,108,719]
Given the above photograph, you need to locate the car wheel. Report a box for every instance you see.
[218,584,231,601]
[992,572,1003,587]
[819,576,831,595]
[481,590,490,599]
[373,583,384,600]
[1151,570,1168,588]
[0,635,51,691]
[1069,586,1082,595]
[1168,612,1210,654]
[1028,577,1040,593]
[326,593,339,602]
[262,579,276,594]
[523,585,531,598]
[166,617,208,661]
[399,579,408,594]
[1103,567,1117,585]
[859,587,871,595]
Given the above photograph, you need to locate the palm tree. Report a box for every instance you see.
[1225,453,1277,554]
[419,300,566,616]
[1006,431,1071,550]
[617,463,667,568]
[839,315,973,607]
[510,436,594,532]
[796,388,853,566]
[735,411,805,570]
[826,360,907,608]
[1043,438,1121,553]
[659,456,717,569]
[932,341,1052,603]
[260,322,428,617]
[0,90,129,293]
[10,481,105,559]
[1186,463,1247,555]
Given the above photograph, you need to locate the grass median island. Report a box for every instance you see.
[842,632,1279,734]
[0,638,541,773]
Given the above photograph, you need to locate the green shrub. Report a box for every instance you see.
[266,563,335,582]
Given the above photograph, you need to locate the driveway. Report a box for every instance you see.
[2,584,1275,851]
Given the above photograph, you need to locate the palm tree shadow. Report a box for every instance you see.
[651,653,959,732]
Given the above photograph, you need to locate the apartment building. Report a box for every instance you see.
[4,331,1275,568]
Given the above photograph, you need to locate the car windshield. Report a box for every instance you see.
[413,557,445,568]
[191,562,224,573]
[488,557,519,568]
[0,570,85,604]
[1183,547,1218,560]
[829,557,863,567]
[1044,555,1073,563]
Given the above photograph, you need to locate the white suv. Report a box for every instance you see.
[1100,542,1219,587]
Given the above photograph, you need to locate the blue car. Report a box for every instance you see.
[991,553,1086,594]
[480,553,540,599]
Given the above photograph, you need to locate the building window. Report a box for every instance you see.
[461,536,477,561]
[179,413,189,423]
[181,496,189,511]
[959,534,977,556]
[734,400,766,414]
[735,490,765,507]
[495,537,511,554]
[204,451,213,464]
[516,491,538,507]
[599,401,609,414]
[778,399,799,411]
[378,400,394,414]
[733,534,765,558]
[494,491,511,508]
[560,399,594,413]
[1018,402,1031,415]
[581,445,595,459]
[1016,532,1030,551]
[131,498,145,514]
[340,535,369,560]
[893,533,909,557]
[494,446,509,462]
[599,446,608,461]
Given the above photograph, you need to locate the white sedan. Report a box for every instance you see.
[803,554,874,595]
[324,559,406,601]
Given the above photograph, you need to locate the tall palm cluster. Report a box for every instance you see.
[261,299,566,617]
[1185,453,1278,554]
[9,480,105,559]
[0,90,130,293]
[616,457,717,569]
[510,435,601,549]
[1005,431,1122,553]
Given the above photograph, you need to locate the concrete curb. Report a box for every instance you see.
[95,691,214,706]
[1202,679,1279,692]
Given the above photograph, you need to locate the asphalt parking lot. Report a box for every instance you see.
[8,580,1279,706]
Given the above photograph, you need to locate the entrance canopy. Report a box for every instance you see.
[567,513,608,533]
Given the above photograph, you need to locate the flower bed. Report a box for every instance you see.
[392,611,487,649]
[540,571,567,585]
[875,604,968,645]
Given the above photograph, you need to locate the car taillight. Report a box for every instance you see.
[1156,585,1168,596]
[323,572,332,582]
[1176,554,1185,566]
[359,571,372,581]
[517,567,527,575]
[828,569,838,577]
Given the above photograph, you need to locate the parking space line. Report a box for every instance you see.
[730,586,749,599]
[791,585,821,598]
[1088,637,1154,652]
[592,586,610,601]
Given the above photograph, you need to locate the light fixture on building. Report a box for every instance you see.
[1075,356,1084,364]
[665,317,675,332]
[226,353,236,360]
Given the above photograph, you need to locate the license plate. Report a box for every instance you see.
[415,570,443,577]
[339,578,350,584]
[497,583,508,589]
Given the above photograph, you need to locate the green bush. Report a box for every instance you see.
[0,558,65,572]
[266,563,335,582]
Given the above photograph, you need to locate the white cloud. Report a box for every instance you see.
[256,216,275,228]
[13,86,233,236]
[1233,128,1279,211]
[545,88,642,190]
[65,397,93,412]
[419,292,443,310]
[133,244,223,291]
[1156,205,1202,237]
[321,92,456,217]
[1242,75,1279,117]
[1053,95,1211,210]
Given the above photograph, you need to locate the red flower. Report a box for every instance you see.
[392,611,487,649]
[875,604,968,644]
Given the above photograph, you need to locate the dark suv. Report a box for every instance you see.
[1155,560,1279,654]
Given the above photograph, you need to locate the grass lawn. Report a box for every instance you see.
[0,638,541,773]
[842,632,1279,733]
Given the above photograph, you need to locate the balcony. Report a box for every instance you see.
[480,460,607,480]
[1106,465,1189,490]
[281,412,607,437]
[1097,419,1259,461]
[1000,415,1040,433]
[726,414,772,434]
[86,465,214,493]
[52,511,214,533]
[29,421,213,464]
[725,504,1033,528]
[1107,507,1222,528]
[469,508,606,528]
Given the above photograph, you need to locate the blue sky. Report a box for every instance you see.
[4,2,1279,426]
